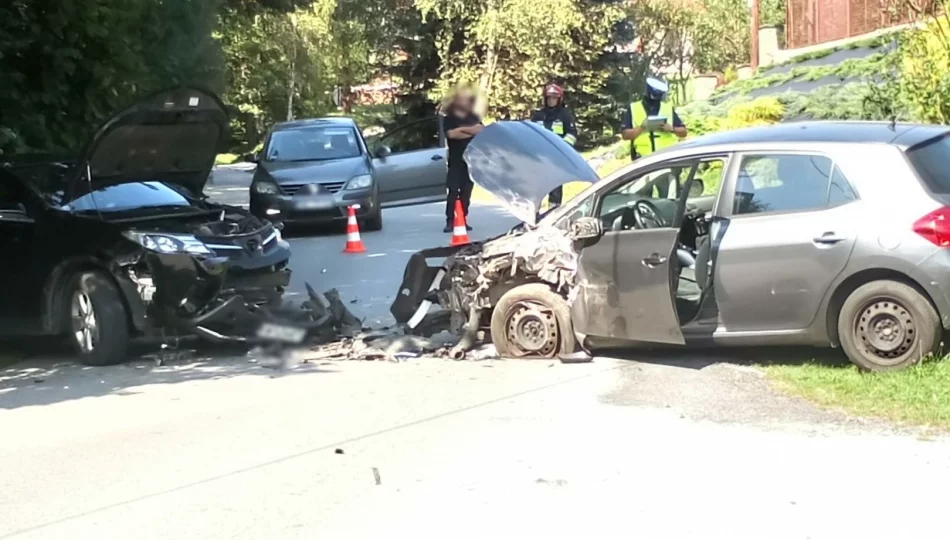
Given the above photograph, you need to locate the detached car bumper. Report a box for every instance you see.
[250,187,378,223]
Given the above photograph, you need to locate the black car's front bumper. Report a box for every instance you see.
[250,186,378,224]
[118,242,292,340]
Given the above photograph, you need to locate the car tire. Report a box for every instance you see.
[490,283,576,358]
[837,280,941,372]
[65,271,130,366]
[363,209,383,232]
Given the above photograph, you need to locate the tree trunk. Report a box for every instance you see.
[476,44,497,117]
[286,48,296,122]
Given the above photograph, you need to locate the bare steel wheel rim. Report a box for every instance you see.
[504,301,559,357]
[854,298,916,365]
[71,290,99,353]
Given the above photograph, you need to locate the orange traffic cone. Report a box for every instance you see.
[343,204,367,253]
[450,200,471,246]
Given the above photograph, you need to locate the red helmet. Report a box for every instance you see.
[544,84,564,98]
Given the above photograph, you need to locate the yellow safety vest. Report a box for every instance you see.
[631,101,678,158]
[536,118,577,146]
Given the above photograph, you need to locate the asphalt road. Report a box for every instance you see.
[2,166,950,539]
[206,165,517,326]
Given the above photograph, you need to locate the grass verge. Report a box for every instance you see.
[767,358,950,429]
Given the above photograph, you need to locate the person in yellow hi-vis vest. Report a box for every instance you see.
[621,77,687,162]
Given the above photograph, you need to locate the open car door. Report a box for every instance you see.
[570,162,701,345]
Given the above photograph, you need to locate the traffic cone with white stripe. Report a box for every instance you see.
[343,204,367,253]
[449,199,471,246]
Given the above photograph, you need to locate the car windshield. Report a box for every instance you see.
[265,126,361,162]
[907,134,950,194]
[62,181,195,213]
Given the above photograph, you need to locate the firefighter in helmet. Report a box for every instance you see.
[531,83,578,207]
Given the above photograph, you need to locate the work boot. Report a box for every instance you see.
[443,221,453,233]
[466,224,473,231]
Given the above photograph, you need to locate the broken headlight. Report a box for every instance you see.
[122,231,212,255]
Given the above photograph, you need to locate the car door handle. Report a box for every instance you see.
[813,232,847,245]
[642,253,668,267]
[430,155,444,161]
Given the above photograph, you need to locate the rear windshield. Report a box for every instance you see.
[907,135,950,194]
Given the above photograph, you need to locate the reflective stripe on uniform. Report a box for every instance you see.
[630,101,678,158]
[563,133,577,146]
[552,120,565,135]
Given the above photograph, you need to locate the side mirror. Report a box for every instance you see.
[688,179,704,197]
[376,145,392,159]
[570,216,603,241]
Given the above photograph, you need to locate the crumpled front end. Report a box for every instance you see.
[390,226,580,331]
[116,247,291,342]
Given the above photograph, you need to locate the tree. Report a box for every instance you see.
[217,0,338,150]
[0,0,221,154]
[630,0,749,104]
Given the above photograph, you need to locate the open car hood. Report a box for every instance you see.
[463,121,598,225]
[72,87,228,198]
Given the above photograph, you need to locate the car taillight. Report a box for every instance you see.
[913,207,950,247]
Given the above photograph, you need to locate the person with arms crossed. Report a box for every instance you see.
[441,88,483,233]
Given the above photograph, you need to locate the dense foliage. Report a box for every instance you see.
[0,0,768,154]
[0,0,221,154]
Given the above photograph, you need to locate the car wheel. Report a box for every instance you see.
[490,283,576,358]
[837,280,941,372]
[363,209,383,232]
[65,271,130,366]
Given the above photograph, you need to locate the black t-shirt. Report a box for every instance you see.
[442,112,482,169]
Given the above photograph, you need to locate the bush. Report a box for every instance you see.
[897,19,950,124]
[683,96,783,136]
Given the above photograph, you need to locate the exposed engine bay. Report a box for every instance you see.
[391,224,583,333]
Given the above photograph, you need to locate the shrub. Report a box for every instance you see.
[898,19,950,124]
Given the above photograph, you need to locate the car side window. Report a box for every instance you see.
[828,166,857,207]
[377,118,441,155]
[597,166,686,232]
[732,154,838,216]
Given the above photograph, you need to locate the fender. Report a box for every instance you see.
[815,253,950,346]
[41,256,148,334]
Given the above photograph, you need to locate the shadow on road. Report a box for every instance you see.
[0,338,337,410]
[594,345,849,371]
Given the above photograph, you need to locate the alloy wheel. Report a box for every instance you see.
[71,290,99,354]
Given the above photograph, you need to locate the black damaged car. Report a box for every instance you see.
[0,88,291,366]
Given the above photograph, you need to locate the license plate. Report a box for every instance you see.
[256,322,307,344]
[298,198,334,210]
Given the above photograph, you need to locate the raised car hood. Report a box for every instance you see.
[463,121,598,225]
[72,87,228,197]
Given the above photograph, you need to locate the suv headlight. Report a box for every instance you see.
[122,231,211,255]
[345,174,373,190]
[253,181,281,194]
